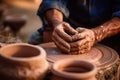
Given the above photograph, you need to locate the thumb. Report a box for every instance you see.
[63,23,78,35]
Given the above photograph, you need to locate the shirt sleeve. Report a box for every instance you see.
[37,0,69,18]
[112,0,120,18]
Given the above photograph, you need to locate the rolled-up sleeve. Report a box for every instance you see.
[112,0,120,17]
[37,0,69,18]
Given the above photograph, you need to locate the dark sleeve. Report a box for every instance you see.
[37,0,69,18]
[112,0,120,17]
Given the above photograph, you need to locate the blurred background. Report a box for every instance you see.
[0,0,42,43]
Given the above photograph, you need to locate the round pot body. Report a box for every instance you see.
[4,14,27,32]
[0,43,49,80]
[51,59,97,80]
[0,4,6,17]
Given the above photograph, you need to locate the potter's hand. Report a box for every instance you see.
[70,27,95,54]
[52,22,77,53]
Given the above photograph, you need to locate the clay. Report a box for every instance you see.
[40,42,119,80]
[3,14,27,33]
[52,31,70,49]
[0,31,22,44]
[51,59,97,80]
[53,40,69,53]
[69,27,95,54]
[0,42,6,48]
[40,42,119,68]
[92,17,120,43]
[53,26,96,54]
[0,43,49,80]
[0,4,6,17]
[52,22,77,53]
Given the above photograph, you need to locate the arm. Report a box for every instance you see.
[45,9,77,53]
[70,17,120,54]
[45,9,63,29]
[92,17,120,43]
[93,0,120,43]
[37,0,69,27]
[70,0,120,54]
[40,0,77,53]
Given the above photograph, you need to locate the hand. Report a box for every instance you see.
[70,27,95,54]
[52,22,77,53]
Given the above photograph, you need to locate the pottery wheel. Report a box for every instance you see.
[40,42,119,69]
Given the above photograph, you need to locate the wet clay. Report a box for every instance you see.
[51,59,97,80]
[0,43,49,80]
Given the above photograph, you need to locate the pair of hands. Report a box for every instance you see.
[52,22,95,54]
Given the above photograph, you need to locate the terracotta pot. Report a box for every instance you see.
[51,59,97,80]
[0,5,6,17]
[3,14,27,33]
[0,43,49,80]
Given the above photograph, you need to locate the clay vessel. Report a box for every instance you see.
[0,43,49,80]
[0,4,6,17]
[51,59,97,80]
[3,14,27,33]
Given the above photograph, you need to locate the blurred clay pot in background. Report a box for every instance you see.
[0,43,49,80]
[0,4,6,17]
[51,59,97,80]
[3,14,27,33]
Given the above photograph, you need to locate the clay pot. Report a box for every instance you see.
[0,43,49,80]
[0,5,6,17]
[51,59,97,80]
[117,65,120,80]
[3,14,27,33]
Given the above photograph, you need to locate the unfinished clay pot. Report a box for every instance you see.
[51,59,97,80]
[0,4,6,17]
[3,14,27,33]
[0,43,49,80]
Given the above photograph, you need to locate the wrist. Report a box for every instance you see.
[52,19,63,29]
[92,25,106,44]
[45,9,63,29]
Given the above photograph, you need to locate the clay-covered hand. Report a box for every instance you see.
[70,27,95,54]
[52,22,77,53]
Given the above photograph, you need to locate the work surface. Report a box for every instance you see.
[40,42,120,80]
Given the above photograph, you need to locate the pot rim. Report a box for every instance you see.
[5,14,27,21]
[51,58,97,79]
[0,43,46,61]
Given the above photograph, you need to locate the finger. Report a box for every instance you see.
[76,27,85,32]
[72,33,85,41]
[63,23,78,35]
[52,36,70,53]
[52,32,70,49]
[70,48,89,55]
[55,27,72,42]
[70,43,88,52]
[70,39,88,48]
[54,41,69,53]
[70,39,93,52]
[72,28,90,41]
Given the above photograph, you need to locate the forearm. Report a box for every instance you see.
[45,9,63,29]
[92,17,120,43]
